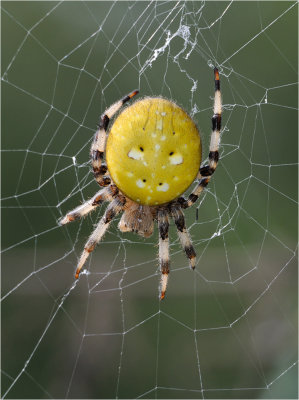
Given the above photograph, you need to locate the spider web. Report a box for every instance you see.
[1,1,298,398]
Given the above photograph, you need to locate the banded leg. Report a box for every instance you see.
[171,205,196,269]
[180,67,222,209]
[158,209,170,300]
[75,195,126,279]
[91,90,139,187]
[59,185,119,225]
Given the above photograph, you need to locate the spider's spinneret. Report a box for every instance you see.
[106,97,202,206]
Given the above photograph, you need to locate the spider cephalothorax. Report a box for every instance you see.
[60,68,222,299]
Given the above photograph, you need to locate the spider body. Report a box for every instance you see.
[60,68,222,300]
[106,97,201,206]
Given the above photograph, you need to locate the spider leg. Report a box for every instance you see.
[158,209,170,300]
[91,90,139,187]
[59,185,119,225]
[179,67,222,209]
[75,195,126,279]
[171,205,196,269]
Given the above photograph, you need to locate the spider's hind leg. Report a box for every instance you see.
[171,204,196,269]
[158,209,170,300]
[59,185,118,225]
[75,195,126,279]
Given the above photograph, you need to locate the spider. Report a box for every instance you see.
[60,67,222,300]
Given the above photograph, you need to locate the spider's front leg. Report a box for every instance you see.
[91,90,139,187]
[200,67,222,177]
[180,67,222,209]
[158,209,170,300]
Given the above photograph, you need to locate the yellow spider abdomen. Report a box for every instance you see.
[106,97,202,206]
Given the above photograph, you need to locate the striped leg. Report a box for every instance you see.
[91,90,139,187]
[180,67,222,209]
[171,205,196,269]
[59,185,119,225]
[75,196,126,279]
[158,209,170,300]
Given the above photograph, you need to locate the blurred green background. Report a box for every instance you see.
[1,1,298,399]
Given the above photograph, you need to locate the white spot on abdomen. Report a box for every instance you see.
[136,179,145,188]
[169,153,183,165]
[128,147,144,160]
[156,183,169,192]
